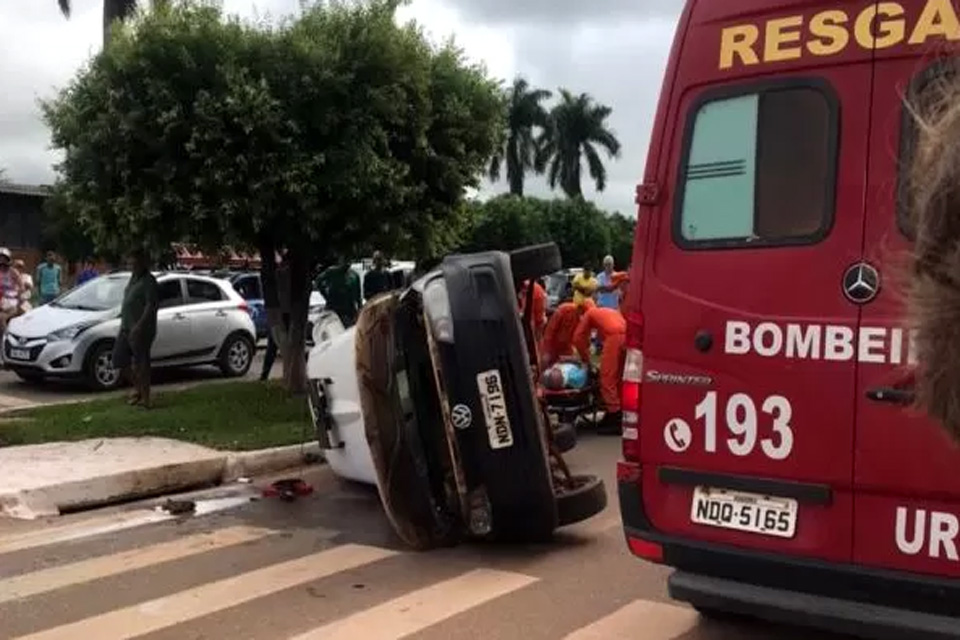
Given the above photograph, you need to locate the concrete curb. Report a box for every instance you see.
[0,441,324,520]
[223,443,323,482]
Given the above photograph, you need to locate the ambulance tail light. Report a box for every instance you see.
[622,311,644,462]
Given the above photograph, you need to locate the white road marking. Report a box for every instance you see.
[11,544,398,640]
[0,525,273,603]
[0,495,255,556]
[289,568,538,640]
[562,599,698,640]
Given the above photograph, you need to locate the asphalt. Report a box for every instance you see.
[0,435,855,640]
[0,347,278,410]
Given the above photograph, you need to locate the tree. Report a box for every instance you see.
[488,78,550,196]
[43,0,503,392]
[537,89,621,198]
[58,0,160,48]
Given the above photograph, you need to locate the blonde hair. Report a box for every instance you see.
[906,61,960,439]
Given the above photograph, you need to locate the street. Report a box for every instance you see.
[0,435,854,640]
[0,346,277,411]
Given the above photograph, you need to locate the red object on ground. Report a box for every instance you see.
[262,479,314,500]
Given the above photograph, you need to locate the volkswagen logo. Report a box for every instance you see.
[842,262,880,304]
[451,404,473,430]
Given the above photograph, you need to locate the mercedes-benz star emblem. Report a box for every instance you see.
[451,404,473,430]
[842,262,880,304]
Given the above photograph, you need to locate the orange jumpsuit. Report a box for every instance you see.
[573,307,627,413]
[540,298,595,367]
[518,280,547,338]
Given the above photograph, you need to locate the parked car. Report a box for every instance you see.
[308,244,607,549]
[618,0,960,637]
[4,272,257,390]
[544,268,583,316]
[228,272,326,344]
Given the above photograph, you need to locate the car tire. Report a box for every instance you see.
[14,370,44,384]
[556,474,608,527]
[509,243,562,283]
[219,332,255,377]
[553,421,577,453]
[85,341,124,391]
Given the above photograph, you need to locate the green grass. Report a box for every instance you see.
[0,381,312,451]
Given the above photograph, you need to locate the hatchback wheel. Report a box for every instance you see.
[220,333,254,377]
[86,342,123,391]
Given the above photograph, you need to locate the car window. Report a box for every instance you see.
[185,279,225,304]
[52,275,130,311]
[158,279,184,309]
[677,84,835,247]
[233,276,262,300]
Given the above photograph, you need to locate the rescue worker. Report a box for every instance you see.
[573,305,626,435]
[540,297,595,369]
[518,278,548,340]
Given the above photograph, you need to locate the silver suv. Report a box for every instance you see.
[4,272,257,390]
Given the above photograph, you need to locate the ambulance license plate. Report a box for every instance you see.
[691,486,797,539]
[477,369,513,450]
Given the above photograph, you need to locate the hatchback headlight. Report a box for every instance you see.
[423,278,453,343]
[47,322,96,343]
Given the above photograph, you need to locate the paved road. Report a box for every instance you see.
[0,346,279,410]
[0,436,853,640]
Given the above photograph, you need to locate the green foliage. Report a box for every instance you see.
[459,194,635,269]
[43,183,98,262]
[43,0,503,266]
[489,77,551,196]
[537,89,621,198]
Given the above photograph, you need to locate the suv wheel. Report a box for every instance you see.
[219,333,254,377]
[86,342,123,391]
[556,474,607,527]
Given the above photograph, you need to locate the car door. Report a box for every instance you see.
[180,278,230,359]
[638,40,873,560]
[854,51,960,578]
[152,278,192,361]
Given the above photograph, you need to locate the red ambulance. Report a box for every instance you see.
[618,1,960,636]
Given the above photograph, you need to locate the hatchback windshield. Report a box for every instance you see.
[52,275,131,311]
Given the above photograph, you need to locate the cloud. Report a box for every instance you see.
[0,0,681,220]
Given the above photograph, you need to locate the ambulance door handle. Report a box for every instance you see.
[694,330,713,353]
[866,387,915,405]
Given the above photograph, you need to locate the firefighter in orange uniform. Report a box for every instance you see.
[518,279,548,340]
[573,306,627,434]
[540,297,595,368]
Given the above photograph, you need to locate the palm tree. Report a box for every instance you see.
[488,77,552,196]
[537,89,621,198]
[58,0,140,47]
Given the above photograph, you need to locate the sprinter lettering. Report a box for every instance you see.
[724,321,917,365]
[719,0,960,70]
[896,507,960,561]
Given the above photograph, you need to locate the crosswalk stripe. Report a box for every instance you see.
[11,543,399,640]
[0,525,274,604]
[0,493,255,557]
[562,599,699,640]
[289,568,539,640]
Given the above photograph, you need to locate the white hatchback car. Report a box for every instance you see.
[5,272,257,390]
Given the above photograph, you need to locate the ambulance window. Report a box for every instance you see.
[677,85,835,248]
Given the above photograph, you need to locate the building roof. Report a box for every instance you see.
[0,183,51,197]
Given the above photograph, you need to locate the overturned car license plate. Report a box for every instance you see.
[691,486,797,539]
[476,369,513,450]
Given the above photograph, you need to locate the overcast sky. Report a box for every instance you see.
[0,0,682,216]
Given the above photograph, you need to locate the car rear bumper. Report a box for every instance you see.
[619,472,960,638]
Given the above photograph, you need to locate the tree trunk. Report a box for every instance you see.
[257,240,310,395]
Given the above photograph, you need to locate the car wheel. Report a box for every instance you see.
[219,333,254,377]
[509,243,562,283]
[556,474,608,527]
[14,370,44,384]
[85,342,123,391]
[553,421,577,453]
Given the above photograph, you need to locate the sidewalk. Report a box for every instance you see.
[0,437,322,520]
